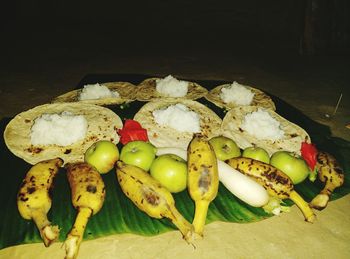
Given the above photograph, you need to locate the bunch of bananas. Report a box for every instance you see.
[17,159,106,259]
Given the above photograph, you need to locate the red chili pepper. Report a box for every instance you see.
[118,119,149,145]
[300,141,318,170]
[300,141,318,182]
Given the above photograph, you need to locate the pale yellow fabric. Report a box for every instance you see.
[1,195,349,259]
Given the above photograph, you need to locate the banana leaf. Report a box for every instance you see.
[0,74,349,250]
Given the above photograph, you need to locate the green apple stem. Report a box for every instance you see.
[289,190,316,223]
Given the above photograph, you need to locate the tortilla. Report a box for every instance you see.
[136,77,208,101]
[221,106,310,155]
[205,83,276,111]
[4,103,122,165]
[52,81,137,105]
[133,99,222,149]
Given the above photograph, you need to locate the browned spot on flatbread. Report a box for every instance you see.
[26,146,43,154]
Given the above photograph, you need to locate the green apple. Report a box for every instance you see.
[242,146,270,164]
[150,154,187,193]
[209,136,241,161]
[120,141,157,171]
[84,140,119,174]
[270,151,310,184]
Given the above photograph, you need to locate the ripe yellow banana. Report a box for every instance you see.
[226,157,316,223]
[17,157,63,247]
[187,134,219,236]
[116,161,194,243]
[64,162,106,259]
[310,151,345,210]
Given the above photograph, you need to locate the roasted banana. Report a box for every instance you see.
[64,162,106,259]
[226,157,316,223]
[187,134,219,236]
[116,161,194,243]
[310,151,345,210]
[17,158,63,247]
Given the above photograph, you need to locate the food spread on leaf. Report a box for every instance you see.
[2,78,347,258]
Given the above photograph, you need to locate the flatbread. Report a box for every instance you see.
[221,106,310,155]
[4,103,122,165]
[136,78,208,101]
[134,99,222,149]
[205,83,276,111]
[52,81,137,105]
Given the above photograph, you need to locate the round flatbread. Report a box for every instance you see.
[52,81,137,105]
[134,99,222,149]
[221,106,310,156]
[136,77,208,101]
[4,103,122,165]
[205,83,276,111]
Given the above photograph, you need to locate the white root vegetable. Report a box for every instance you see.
[156,147,269,207]
[217,160,269,207]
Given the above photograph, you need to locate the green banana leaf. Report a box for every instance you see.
[0,74,349,250]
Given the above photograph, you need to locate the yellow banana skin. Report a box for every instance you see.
[187,134,219,236]
[64,162,106,259]
[310,151,345,210]
[17,157,63,247]
[116,161,194,243]
[226,157,316,223]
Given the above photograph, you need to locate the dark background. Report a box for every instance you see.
[2,0,349,56]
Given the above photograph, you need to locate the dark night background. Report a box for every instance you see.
[1,0,349,139]
[2,0,349,57]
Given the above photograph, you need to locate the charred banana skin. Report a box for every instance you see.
[226,157,294,199]
[64,162,106,259]
[66,162,106,214]
[116,161,194,243]
[310,151,345,210]
[226,157,316,223]
[187,134,219,236]
[17,158,63,247]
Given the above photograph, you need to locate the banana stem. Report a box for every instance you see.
[64,207,92,259]
[192,200,210,236]
[167,207,194,243]
[322,182,336,196]
[289,191,316,223]
[31,209,59,247]
[310,183,335,210]
[310,194,329,210]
